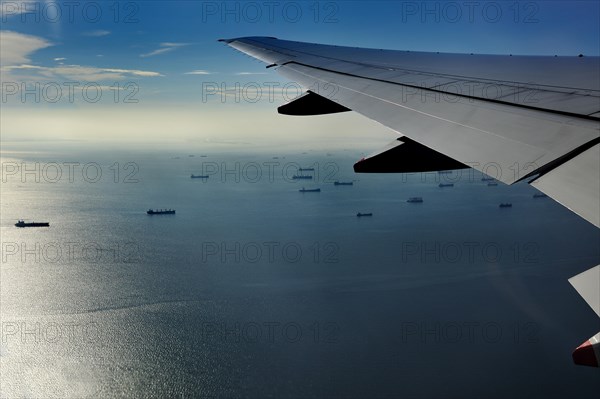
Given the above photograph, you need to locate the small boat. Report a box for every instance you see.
[499,203,512,208]
[487,182,498,186]
[356,213,373,217]
[334,181,353,186]
[15,220,49,228]
[191,174,209,179]
[147,209,176,215]
[299,188,321,193]
[407,197,423,203]
[533,193,548,198]
[438,183,454,188]
[292,175,312,180]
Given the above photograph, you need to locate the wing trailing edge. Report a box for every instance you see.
[530,143,600,228]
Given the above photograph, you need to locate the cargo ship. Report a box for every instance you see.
[299,188,320,193]
[147,209,176,215]
[407,197,423,203]
[438,183,454,188]
[191,174,209,179]
[334,181,353,186]
[299,167,315,172]
[15,220,49,228]
[499,203,512,208]
[293,175,312,180]
[356,212,373,217]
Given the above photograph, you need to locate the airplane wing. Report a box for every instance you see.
[221,37,600,365]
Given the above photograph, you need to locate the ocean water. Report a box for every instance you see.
[1,143,599,398]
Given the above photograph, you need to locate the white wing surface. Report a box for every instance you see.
[222,37,600,365]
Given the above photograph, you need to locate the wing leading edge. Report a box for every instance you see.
[221,37,600,365]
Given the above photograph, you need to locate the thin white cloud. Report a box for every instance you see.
[160,42,189,47]
[0,30,52,66]
[4,64,163,80]
[184,70,212,75]
[1,31,161,82]
[4,64,42,71]
[235,72,268,76]
[83,30,111,37]
[141,42,190,58]
[102,67,162,77]
[141,47,174,57]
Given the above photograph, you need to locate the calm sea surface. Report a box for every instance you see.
[1,143,599,398]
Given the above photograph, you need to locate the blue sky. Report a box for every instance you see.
[1,1,599,145]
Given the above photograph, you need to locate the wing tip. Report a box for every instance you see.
[573,334,600,367]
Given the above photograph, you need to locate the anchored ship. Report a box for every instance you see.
[499,203,512,208]
[407,197,423,203]
[191,174,209,179]
[147,209,176,215]
[299,188,320,193]
[439,183,454,187]
[15,220,49,228]
[334,181,353,186]
[356,213,373,217]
